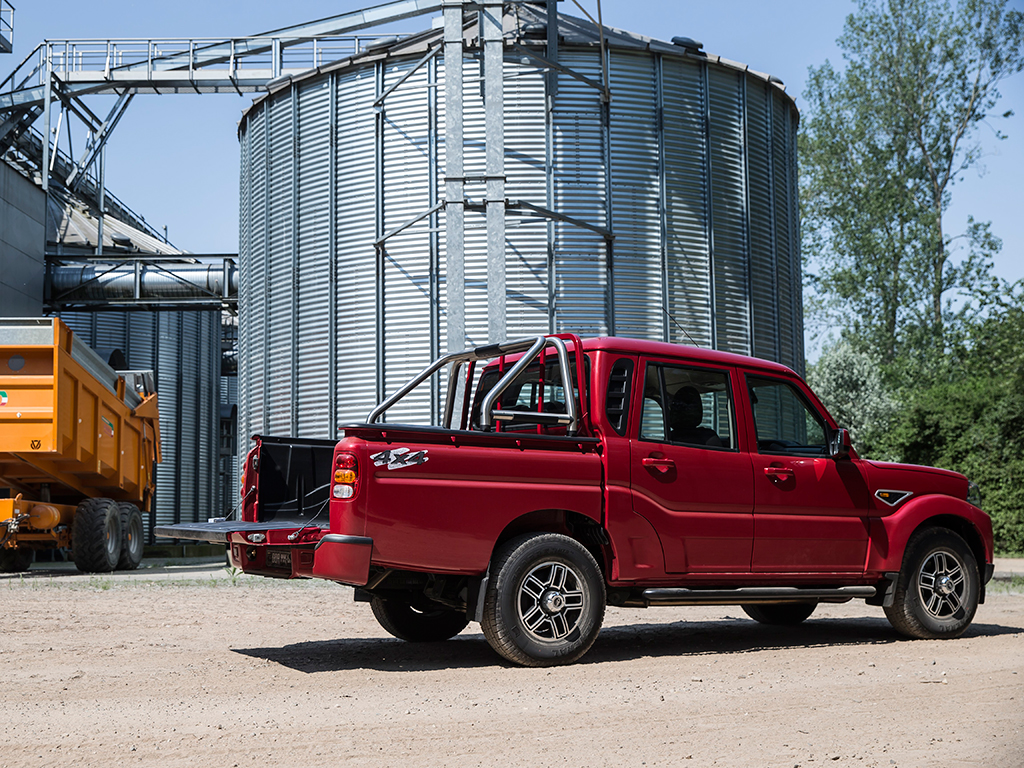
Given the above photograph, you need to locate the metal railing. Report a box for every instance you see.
[2,34,385,99]
[46,35,372,77]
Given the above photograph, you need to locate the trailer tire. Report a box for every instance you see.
[72,498,122,573]
[116,503,144,571]
[0,548,34,573]
[481,533,605,667]
[370,596,469,642]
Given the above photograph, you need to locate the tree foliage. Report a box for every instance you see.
[800,0,1024,551]
[800,0,1024,363]
[879,295,1024,552]
[806,342,900,460]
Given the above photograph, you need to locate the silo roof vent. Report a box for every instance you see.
[671,36,703,51]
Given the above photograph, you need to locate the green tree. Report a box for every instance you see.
[806,341,900,460]
[880,287,1024,552]
[800,0,1023,363]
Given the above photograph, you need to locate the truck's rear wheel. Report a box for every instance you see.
[482,533,605,667]
[884,527,979,639]
[370,596,469,642]
[72,498,122,573]
[0,548,34,573]
[116,503,144,571]
[742,602,817,625]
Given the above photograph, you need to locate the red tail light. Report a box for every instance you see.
[332,452,358,499]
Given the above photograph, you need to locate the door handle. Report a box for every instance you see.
[764,466,794,480]
[642,457,675,474]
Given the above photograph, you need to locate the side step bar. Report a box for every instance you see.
[637,585,877,607]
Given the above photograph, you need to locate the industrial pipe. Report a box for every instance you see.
[48,259,238,304]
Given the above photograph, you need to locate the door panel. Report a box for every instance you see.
[745,375,872,573]
[629,361,753,573]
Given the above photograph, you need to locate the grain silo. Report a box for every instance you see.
[236,3,802,443]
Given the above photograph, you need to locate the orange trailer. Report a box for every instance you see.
[0,318,161,573]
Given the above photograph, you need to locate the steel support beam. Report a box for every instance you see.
[483,0,505,344]
[40,63,51,193]
[96,144,105,254]
[371,42,441,107]
[443,0,465,354]
[507,199,613,240]
[66,90,134,191]
[545,0,558,332]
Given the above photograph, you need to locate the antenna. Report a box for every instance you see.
[662,307,701,348]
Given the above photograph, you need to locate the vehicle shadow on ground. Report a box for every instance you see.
[231,616,1022,673]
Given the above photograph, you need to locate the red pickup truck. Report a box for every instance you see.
[160,334,994,666]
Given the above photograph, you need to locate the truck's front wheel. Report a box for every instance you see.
[884,527,980,639]
[370,597,469,642]
[482,533,605,667]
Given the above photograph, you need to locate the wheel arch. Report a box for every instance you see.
[868,495,993,594]
[912,515,987,576]
[492,509,610,579]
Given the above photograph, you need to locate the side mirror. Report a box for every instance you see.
[830,428,852,460]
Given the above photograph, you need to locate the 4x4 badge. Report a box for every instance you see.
[371,447,429,470]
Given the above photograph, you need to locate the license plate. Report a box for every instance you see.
[266,550,291,569]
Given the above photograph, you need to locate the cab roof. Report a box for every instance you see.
[575,336,800,378]
[479,336,800,379]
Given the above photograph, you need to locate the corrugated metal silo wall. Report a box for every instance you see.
[237,45,803,446]
[59,311,222,538]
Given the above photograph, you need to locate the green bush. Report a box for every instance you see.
[885,371,1024,553]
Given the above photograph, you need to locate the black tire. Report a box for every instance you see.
[481,533,605,667]
[0,548,34,573]
[742,602,817,625]
[370,596,469,642]
[115,503,144,571]
[884,527,979,639]
[72,498,122,573]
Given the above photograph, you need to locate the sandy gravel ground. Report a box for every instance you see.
[1,562,1021,768]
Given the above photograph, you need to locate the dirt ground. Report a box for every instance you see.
[1,562,1021,768]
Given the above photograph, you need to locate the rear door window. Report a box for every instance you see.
[639,363,735,450]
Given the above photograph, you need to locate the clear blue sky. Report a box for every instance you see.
[6,0,1023,293]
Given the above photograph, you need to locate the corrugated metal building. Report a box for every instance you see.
[236,5,803,443]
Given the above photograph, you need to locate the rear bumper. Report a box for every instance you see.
[312,534,373,586]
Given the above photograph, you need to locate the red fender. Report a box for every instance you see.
[866,495,993,574]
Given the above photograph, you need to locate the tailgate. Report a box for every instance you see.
[154,520,322,543]
[156,520,326,579]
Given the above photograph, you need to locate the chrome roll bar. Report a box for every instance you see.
[365,335,580,434]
